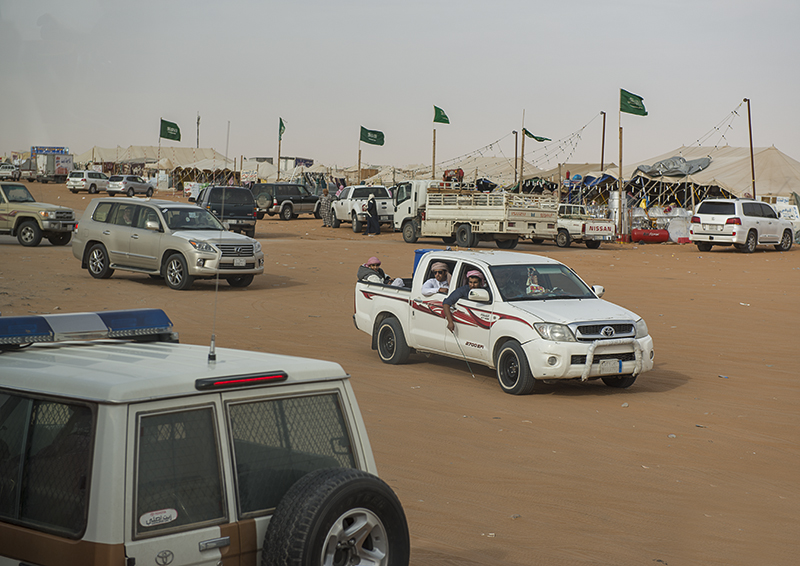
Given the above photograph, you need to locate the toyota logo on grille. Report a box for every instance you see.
[601,326,615,337]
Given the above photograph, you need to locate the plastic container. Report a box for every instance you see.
[413,249,439,274]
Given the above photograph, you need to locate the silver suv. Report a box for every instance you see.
[107,174,154,197]
[66,170,110,193]
[72,197,265,289]
[0,308,409,566]
[690,198,794,253]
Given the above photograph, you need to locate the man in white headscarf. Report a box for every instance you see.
[421,262,451,296]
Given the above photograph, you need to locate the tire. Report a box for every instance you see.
[16,220,42,247]
[602,375,637,388]
[530,238,544,245]
[556,229,571,248]
[331,211,341,228]
[314,207,322,219]
[402,221,418,243]
[87,243,114,279]
[696,242,712,252]
[256,195,271,208]
[146,187,153,197]
[281,205,293,221]
[585,240,602,249]
[257,211,265,220]
[442,236,456,244]
[495,340,536,395]
[226,274,254,288]
[376,318,410,364]
[775,230,793,252]
[261,468,409,566]
[88,184,97,194]
[244,226,256,238]
[739,230,757,253]
[70,189,78,194]
[496,238,518,249]
[47,232,72,246]
[164,253,194,290]
[455,223,473,247]
[127,187,135,197]
[352,213,363,233]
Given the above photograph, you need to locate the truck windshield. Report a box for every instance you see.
[161,207,224,230]
[1,185,35,203]
[490,264,596,301]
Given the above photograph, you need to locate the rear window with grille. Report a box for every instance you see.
[228,393,356,516]
[0,393,94,538]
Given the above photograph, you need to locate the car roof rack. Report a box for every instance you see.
[0,308,178,350]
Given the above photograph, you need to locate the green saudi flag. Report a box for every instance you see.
[433,106,450,124]
[279,118,286,141]
[360,126,385,146]
[620,89,648,116]
[523,128,550,142]
[160,119,181,141]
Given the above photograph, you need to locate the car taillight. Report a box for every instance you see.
[690,216,700,223]
[726,217,742,225]
[74,222,78,232]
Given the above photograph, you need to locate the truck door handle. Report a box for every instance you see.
[131,234,139,239]
[199,536,230,552]
[103,230,111,235]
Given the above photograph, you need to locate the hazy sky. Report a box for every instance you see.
[2,0,798,171]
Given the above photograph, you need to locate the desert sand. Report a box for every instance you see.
[1,183,798,566]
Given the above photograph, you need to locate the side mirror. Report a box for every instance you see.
[468,289,491,302]
[592,285,605,298]
[145,220,161,231]
[188,197,196,203]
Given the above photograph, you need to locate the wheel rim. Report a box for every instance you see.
[20,226,34,243]
[498,349,520,389]
[89,248,105,274]
[379,326,395,360]
[747,233,756,251]
[320,507,389,566]
[781,232,791,249]
[167,259,184,286]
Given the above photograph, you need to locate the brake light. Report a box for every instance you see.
[195,372,288,390]
[690,216,701,223]
[726,217,742,225]
[581,224,586,234]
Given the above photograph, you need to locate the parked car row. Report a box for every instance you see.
[67,170,154,196]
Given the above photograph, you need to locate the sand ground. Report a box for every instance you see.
[1,183,798,565]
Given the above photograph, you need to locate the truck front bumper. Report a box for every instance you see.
[42,220,76,232]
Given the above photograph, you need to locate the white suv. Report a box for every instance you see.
[690,198,794,253]
[0,309,410,566]
[66,170,110,194]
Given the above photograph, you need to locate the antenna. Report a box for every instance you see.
[209,120,231,364]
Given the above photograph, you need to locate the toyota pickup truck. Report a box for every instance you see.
[331,185,393,232]
[0,181,76,246]
[551,203,616,248]
[354,249,654,395]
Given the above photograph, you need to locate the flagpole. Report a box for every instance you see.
[600,111,606,171]
[277,134,282,182]
[358,144,362,184]
[518,110,526,193]
[744,97,756,198]
[432,128,436,181]
[618,106,623,240]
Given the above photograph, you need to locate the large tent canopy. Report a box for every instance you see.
[74,145,230,168]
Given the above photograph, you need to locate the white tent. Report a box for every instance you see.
[74,145,229,168]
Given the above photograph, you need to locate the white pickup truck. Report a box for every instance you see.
[551,203,616,248]
[331,185,394,232]
[354,249,654,395]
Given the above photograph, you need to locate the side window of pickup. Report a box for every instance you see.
[228,393,356,516]
[135,407,226,536]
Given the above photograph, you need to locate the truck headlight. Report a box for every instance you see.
[189,240,217,253]
[38,211,57,219]
[635,318,649,338]
[253,240,262,253]
[534,323,576,342]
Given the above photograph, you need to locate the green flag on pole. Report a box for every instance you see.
[433,106,450,124]
[160,119,181,141]
[620,89,648,116]
[523,128,550,142]
[360,126,385,146]
[279,118,286,141]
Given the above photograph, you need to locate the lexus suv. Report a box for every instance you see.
[107,174,154,197]
[690,198,794,253]
[66,170,110,194]
[0,308,409,566]
[72,197,264,289]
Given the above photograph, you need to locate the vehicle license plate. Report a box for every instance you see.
[702,224,723,231]
[599,359,621,374]
[233,258,246,267]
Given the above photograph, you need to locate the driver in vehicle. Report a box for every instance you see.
[443,269,489,332]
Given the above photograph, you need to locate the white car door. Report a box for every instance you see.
[443,264,494,364]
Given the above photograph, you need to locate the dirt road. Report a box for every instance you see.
[1,183,798,565]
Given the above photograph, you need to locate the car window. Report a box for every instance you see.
[135,407,226,536]
[742,202,761,217]
[298,186,311,196]
[395,183,411,205]
[68,171,83,178]
[697,202,735,215]
[100,173,108,180]
[759,203,777,219]
[111,203,139,226]
[3,185,35,202]
[163,207,223,230]
[213,189,254,205]
[91,201,114,222]
[0,392,94,538]
[228,393,356,515]
[136,207,161,229]
[109,176,124,182]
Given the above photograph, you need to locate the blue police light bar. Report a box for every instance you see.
[0,309,175,347]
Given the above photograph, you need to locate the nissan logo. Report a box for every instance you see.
[601,326,615,337]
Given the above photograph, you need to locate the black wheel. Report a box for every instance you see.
[127,187,135,197]
[585,240,602,249]
[495,340,536,395]
[257,211,265,220]
[70,189,78,193]
[530,238,544,245]
[442,236,456,244]
[314,207,322,219]
[227,274,254,288]
[352,213,363,233]
[601,375,637,388]
[47,232,72,246]
[164,253,194,290]
[261,468,409,566]
[87,243,114,279]
[496,238,518,249]
[739,230,757,253]
[556,229,571,248]
[455,223,473,247]
[146,187,153,197]
[17,220,42,247]
[696,242,712,252]
[281,205,293,221]
[402,221,418,243]
[376,318,410,364]
[244,226,256,238]
[331,211,341,228]
[88,184,97,194]
[775,230,793,251]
